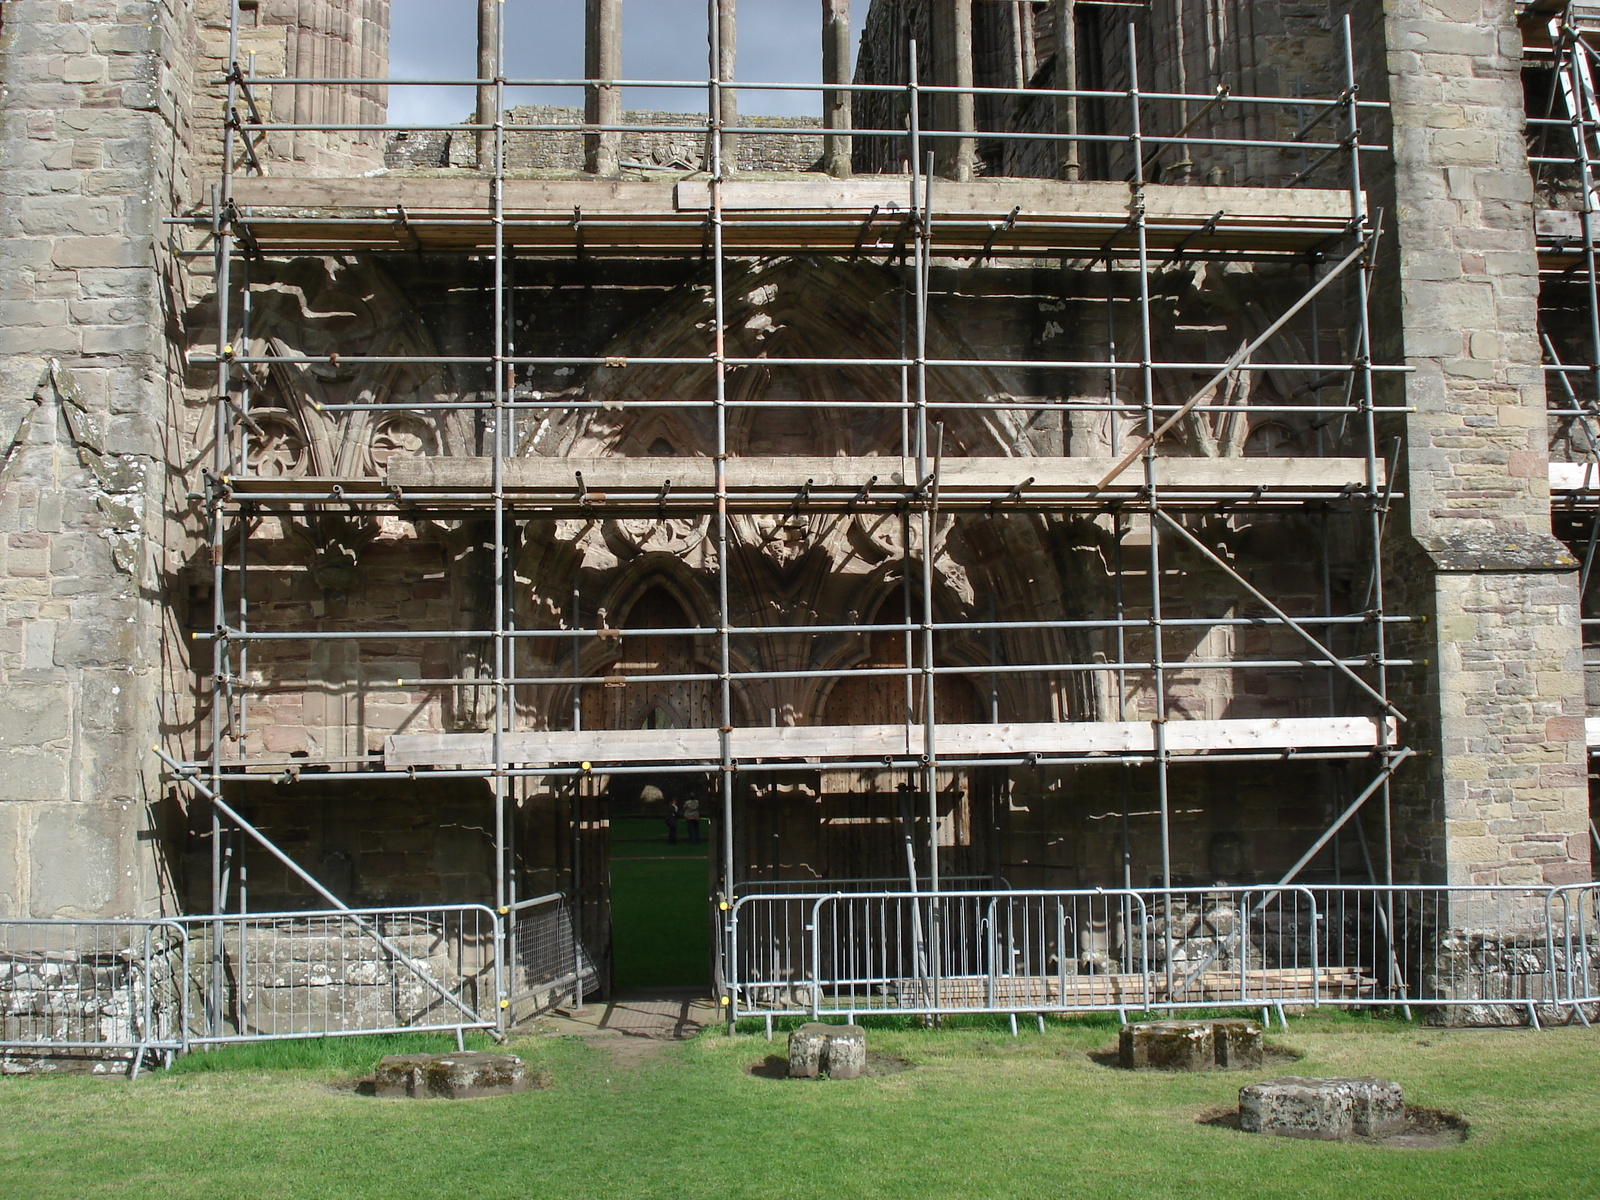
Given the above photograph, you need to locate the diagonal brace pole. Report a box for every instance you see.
[154,747,490,1030]
[1169,749,1415,1000]
[1098,233,1374,489]
[1154,509,1404,721]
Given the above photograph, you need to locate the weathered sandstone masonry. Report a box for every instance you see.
[1369,0,1590,887]
[0,0,192,917]
[0,0,1595,942]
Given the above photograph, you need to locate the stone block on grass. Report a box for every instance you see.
[787,1022,867,1080]
[1238,1076,1405,1139]
[1118,1020,1214,1070]
[373,1051,530,1099]
[1211,1019,1264,1068]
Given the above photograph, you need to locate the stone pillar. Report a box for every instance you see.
[585,0,622,177]
[932,0,976,180]
[1053,0,1078,180]
[1378,0,1590,888]
[822,0,852,178]
[476,0,498,170]
[0,1,182,917]
[713,0,738,173]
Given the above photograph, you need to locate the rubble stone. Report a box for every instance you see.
[787,1022,867,1080]
[1118,1021,1214,1070]
[1119,1018,1263,1070]
[1239,1076,1406,1139]
[373,1051,531,1099]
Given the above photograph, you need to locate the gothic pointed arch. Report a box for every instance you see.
[536,256,1037,461]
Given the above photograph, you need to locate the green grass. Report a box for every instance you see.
[608,825,710,989]
[608,815,713,859]
[168,1033,498,1076]
[2,1014,1598,1199]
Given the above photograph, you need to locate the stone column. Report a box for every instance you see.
[1053,0,1079,180]
[932,0,976,180]
[476,0,498,171]
[241,0,390,176]
[713,0,738,173]
[822,0,853,178]
[1378,0,1590,888]
[585,0,622,177]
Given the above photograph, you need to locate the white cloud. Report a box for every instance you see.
[388,0,868,126]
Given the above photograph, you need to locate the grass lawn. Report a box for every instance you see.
[1,1014,1597,1199]
[608,816,711,989]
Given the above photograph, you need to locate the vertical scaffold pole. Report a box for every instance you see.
[1342,14,1395,890]
[476,0,498,170]
[1128,21,1174,997]
[206,0,246,1039]
[490,0,508,1033]
[710,0,738,1022]
[1055,0,1080,180]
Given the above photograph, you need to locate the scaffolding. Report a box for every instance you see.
[164,1,1414,1015]
[1528,1,1600,793]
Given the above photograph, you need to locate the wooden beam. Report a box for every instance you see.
[379,453,1382,502]
[1551,461,1600,494]
[221,456,1387,512]
[222,178,1363,259]
[385,716,1396,769]
[671,179,1357,220]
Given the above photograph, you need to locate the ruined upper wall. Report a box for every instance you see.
[190,0,388,188]
[854,0,1351,184]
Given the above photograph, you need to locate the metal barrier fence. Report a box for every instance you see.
[0,918,189,1076]
[506,892,598,1022]
[726,885,1600,1026]
[175,905,501,1045]
[1551,883,1600,1016]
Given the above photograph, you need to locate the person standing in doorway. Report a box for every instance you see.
[665,797,680,846]
[683,796,702,845]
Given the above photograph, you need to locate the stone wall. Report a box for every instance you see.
[1356,0,1591,887]
[387,107,824,175]
[0,0,199,918]
[190,0,389,185]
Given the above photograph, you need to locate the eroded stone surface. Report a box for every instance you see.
[373,1051,530,1099]
[1118,1021,1215,1070]
[372,1053,435,1099]
[1239,1076,1405,1140]
[1211,1019,1264,1068]
[787,1022,867,1080]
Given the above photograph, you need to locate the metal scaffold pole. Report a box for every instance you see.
[710,0,738,1022]
[152,0,1429,1027]
[489,0,509,1034]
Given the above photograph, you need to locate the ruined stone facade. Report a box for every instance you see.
[0,0,1594,950]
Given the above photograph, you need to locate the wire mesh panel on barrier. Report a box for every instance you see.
[506,892,597,1022]
[178,905,499,1044]
[1307,886,1562,1023]
[1141,887,1327,1009]
[0,918,188,1073]
[727,885,1595,1024]
[1550,883,1600,1016]
[811,890,1156,1016]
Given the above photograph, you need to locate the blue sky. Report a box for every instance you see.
[388,0,869,124]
